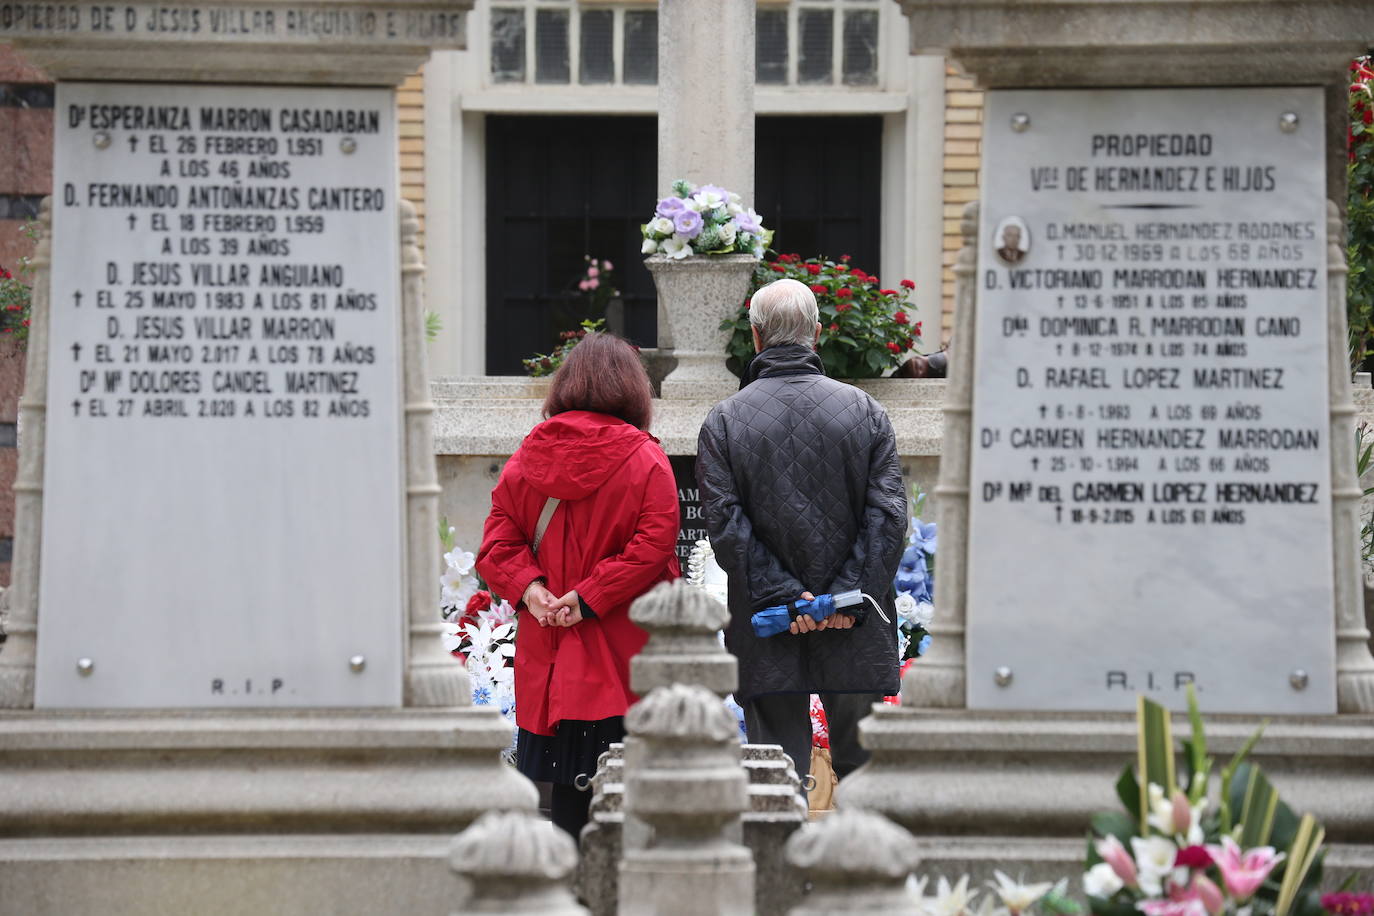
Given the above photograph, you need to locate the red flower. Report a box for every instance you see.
[900,279,915,289]
[809,284,827,295]
[894,312,909,325]
[466,590,492,614]
[914,322,923,335]
[840,254,851,262]
[0,268,10,280]
[21,319,28,327]
[1365,108,1373,125]
[744,298,751,309]
[836,288,852,298]
[770,262,787,273]
[828,323,839,332]
[836,302,853,312]
[880,288,898,296]
[806,264,821,275]
[851,269,868,281]
[834,265,849,273]
[1174,846,1212,869]
[886,342,901,353]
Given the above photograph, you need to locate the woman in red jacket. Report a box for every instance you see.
[476,332,680,838]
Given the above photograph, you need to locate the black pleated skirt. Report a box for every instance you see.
[515,717,625,785]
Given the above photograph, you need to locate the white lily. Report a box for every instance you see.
[1083,862,1123,898]
[661,236,693,259]
[641,237,659,255]
[929,875,977,916]
[987,870,1053,916]
[1130,835,1178,897]
[444,548,476,576]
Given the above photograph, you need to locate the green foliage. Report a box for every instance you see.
[438,515,454,553]
[0,223,37,347]
[1357,422,1374,562]
[721,253,920,378]
[522,318,606,377]
[1348,55,1374,369]
[425,310,442,344]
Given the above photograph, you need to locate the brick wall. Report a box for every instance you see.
[942,65,984,339]
[399,69,426,252]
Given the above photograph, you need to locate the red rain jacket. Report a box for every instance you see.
[477,410,680,735]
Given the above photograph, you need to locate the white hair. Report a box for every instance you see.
[750,278,820,349]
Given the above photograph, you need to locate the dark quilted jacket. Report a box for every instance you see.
[696,344,907,701]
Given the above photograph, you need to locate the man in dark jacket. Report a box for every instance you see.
[696,277,907,782]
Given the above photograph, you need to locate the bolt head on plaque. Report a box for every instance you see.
[1010,113,1031,133]
[1279,112,1300,133]
[349,654,366,673]
[93,131,111,150]
[340,137,358,154]
[76,657,95,676]
[994,666,1013,687]
[1289,669,1309,690]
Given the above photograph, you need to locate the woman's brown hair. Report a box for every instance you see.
[543,332,653,431]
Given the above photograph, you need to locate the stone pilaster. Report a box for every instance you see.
[449,810,588,915]
[903,200,977,708]
[784,809,924,916]
[1328,200,1374,712]
[0,197,49,709]
[618,684,753,916]
[399,199,469,707]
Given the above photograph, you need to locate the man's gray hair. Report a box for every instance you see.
[750,278,820,349]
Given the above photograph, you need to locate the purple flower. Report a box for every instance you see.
[656,196,687,219]
[673,209,703,239]
[734,208,763,235]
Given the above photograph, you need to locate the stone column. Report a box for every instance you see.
[901,201,977,708]
[656,0,755,205]
[0,198,48,709]
[1328,200,1374,711]
[618,683,754,916]
[400,199,470,707]
[450,810,589,915]
[784,809,924,916]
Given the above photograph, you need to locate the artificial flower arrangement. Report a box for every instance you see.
[895,484,936,661]
[640,179,773,260]
[722,253,920,379]
[438,520,517,757]
[1084,687,1328,916]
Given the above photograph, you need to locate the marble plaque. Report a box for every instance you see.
[35,82,403,707]
[967,88,1335,713]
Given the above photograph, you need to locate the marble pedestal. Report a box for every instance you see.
[0,709,537,915]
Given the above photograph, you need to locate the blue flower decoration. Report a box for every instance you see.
[916,634,932,656]
[472,686,492,705]
[909,519,937,556]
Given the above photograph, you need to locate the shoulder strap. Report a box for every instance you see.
[532,496,561,556]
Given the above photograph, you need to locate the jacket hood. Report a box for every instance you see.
[740,343,824,388]
[517,410,654,500]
